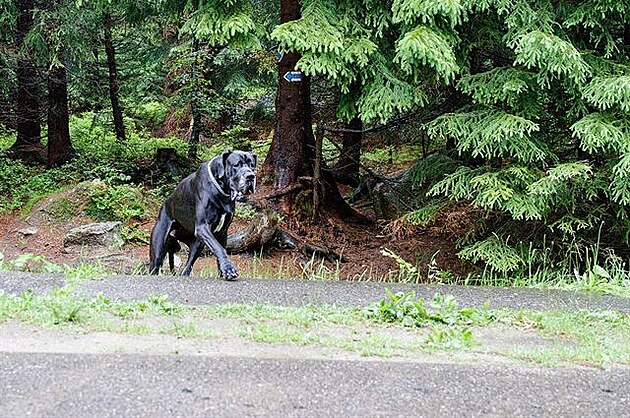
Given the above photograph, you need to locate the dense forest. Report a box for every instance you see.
[0,0,629,286]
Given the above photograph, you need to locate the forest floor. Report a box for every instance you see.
[0,180,470,281]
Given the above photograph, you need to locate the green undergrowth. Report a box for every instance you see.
[0,285,628,367]
[0,112,242,244]
[0,252,116,279]
[381,247,630,298]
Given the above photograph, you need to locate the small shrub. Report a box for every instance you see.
[0,157,77,215]
[129,101,168,130]
[86,182,145,223]
[121,224,150,244]
[234,204,257,221]
[46,198,78,221]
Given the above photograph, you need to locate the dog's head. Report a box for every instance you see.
[210,150,257,200]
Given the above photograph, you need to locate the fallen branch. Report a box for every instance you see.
[226,210,297,253]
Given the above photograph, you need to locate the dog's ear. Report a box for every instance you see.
[222,151,232,169]
[211,151,231,179]
[250,152,257,168]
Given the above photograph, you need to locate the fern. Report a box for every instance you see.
[527,162,592,197]
[470,170,547,219]
[469,171,516,209]
[272,3,344,55]
[457,67,537,111]
[565,1,627,57]
[407,153,459,186]
[296,36,378,84]
[181,8,261,47]
[403,200,442,226]
[611,153,630,205]
[428,109,544,163]
[357,59,428,124]
[428,166,485,201]
[571,113,626,154]
[551,214,593,237]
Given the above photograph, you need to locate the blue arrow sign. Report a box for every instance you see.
[283,71,302,83]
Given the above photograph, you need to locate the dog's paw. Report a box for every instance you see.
[220,262,239,281]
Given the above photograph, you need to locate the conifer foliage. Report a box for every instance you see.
[424,0,630,273]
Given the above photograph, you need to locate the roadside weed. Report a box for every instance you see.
[365,289,493,327]
[511,309,630,367]
[3,288,90,325]
[1,253,64,274]
[426,325,474,349]
[0,287,628,367]
[65,262,110,282]
[300,254,342,281]
[241,323,320,345]
[380,248,422,283]
[365,290,489,349]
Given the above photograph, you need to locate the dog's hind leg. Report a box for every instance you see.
[181,239,204,276]
[149,204,174,275]
[165,235,181,274]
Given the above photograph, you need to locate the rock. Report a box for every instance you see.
[63,222,123,248]
[18,227,38,236]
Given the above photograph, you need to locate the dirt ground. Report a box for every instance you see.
[0,182,470,281]
[0,318,552,366]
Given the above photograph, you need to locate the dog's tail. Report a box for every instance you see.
[148,203,173,275]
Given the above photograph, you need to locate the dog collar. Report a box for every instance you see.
[207,159,232,199]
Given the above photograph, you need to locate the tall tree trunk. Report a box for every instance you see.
[188,37,201,160]
[47,53,74,167]
[263,0,368,222]
[103,10,126,142]
[334,116,362,187]
[11,0,44,160]
[262,0,312,214]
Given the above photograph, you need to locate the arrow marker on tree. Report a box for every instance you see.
[283,71,302,83]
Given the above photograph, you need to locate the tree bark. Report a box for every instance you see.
[262,0,313,214]
[47,52,74,167]
[263,0,369,223]
[11,0,44,158]
[188,37,202,160]
[103,10,126,142]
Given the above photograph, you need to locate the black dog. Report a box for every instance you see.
[149,150,257,280]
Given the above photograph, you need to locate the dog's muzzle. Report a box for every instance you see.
[232,171,256,200]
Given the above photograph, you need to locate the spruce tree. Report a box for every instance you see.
[424,0,630,274]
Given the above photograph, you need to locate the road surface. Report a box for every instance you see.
[1,272,629,417]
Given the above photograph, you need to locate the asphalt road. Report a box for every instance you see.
[1,352,629,417]
[1,272,629,417]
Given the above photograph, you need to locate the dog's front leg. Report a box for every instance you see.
[195,224,238,280]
